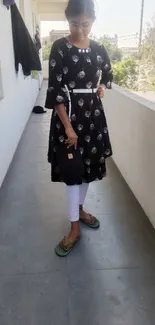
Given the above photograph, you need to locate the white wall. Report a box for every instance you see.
[42,60,48,79]
[0,1,40,186]
[104,85,155,227]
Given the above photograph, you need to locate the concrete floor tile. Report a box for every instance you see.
[69,269,155,325]
[1,81,155,324]
[0,272,69,325]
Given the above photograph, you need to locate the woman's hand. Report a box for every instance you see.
[97,85,105,98]
[65,128,78,149]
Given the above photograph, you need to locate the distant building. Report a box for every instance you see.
[42,36,50,47]
[50,29,69,42]
[121,47,138,58]
[108,34,118,47]
[96,34,118,47]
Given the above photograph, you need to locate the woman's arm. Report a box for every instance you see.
[45,41,77,148]
[100,46,113,89]
[56,104,72,130]
[56,104,78,149]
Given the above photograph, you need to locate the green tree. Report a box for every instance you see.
[42,39,52,61]
[113,57,138,90]
[141,17,155,62]
[138,16,155,90]
[99,36,122,62]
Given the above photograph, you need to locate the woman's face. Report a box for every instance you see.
[68,15,94,41]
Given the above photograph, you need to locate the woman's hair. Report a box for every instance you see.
[65,0,96,20]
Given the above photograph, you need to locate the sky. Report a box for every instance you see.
[41,0,155,47]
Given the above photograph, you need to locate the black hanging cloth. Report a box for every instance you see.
[10,4,41,76]
[3,0,14,7]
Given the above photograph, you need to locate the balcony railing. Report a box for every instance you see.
[104,84,155,227]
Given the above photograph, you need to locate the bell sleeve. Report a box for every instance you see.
[45,41,67,109]
[100,46,113,89]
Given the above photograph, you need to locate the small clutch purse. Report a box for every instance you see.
[56,144,84,185]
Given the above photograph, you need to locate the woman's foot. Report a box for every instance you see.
[55,222,80,257]
[63,229,80,246]
[79,205,100,228]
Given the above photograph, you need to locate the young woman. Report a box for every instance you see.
[45,0,113,256]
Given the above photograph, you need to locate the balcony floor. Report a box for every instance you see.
[1,82,155,324]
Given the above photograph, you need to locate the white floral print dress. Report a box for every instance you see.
[45,38,113,183]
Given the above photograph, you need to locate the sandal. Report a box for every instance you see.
[55,236,80,257]
[80,206,100,229]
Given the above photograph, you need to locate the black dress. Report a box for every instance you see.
[45,38,113,184]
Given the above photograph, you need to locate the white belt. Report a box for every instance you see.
[64,85,97,120]
[72,88,97,94]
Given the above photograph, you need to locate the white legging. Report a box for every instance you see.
[66,183,89,222]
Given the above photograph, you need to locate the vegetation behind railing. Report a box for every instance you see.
[42,17,155,92]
